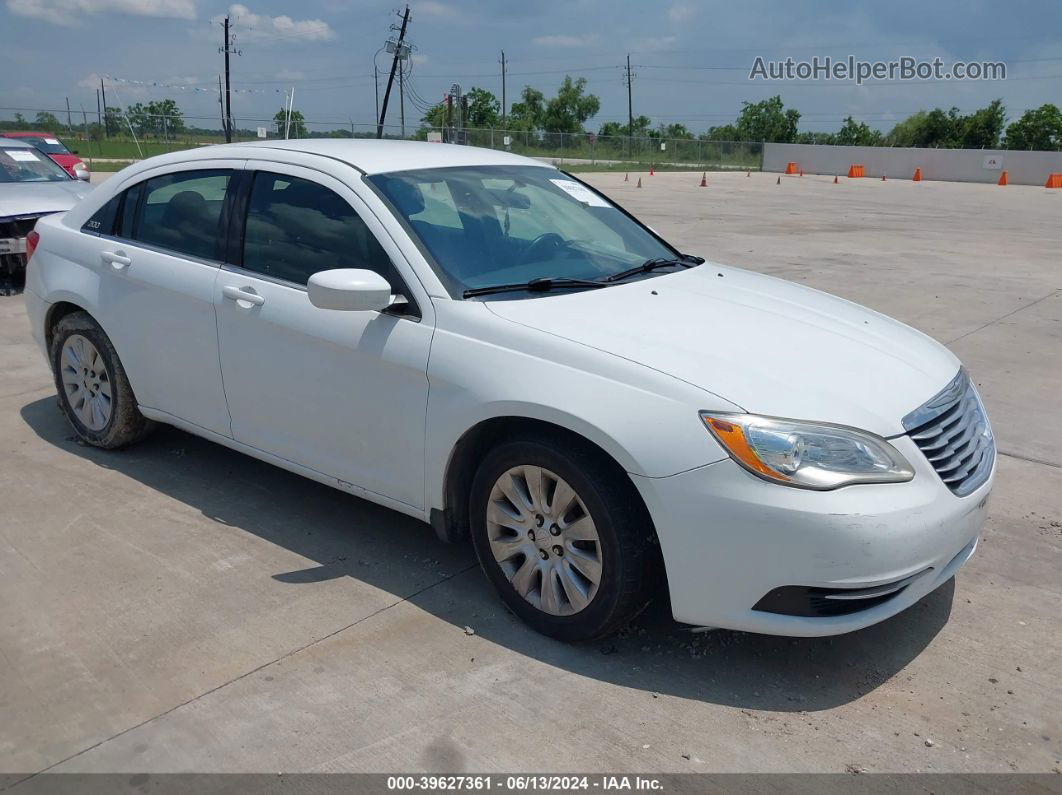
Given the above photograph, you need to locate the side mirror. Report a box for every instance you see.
[307,268,392,312]
[74,166,90,181]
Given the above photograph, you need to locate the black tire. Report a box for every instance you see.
[469,434,662,642]
[50,311,154,449]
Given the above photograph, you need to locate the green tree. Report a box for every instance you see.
[598,115,652,139]
[125,103,150,136]
[701,123,740,142]
[959,99,1005,148]
[146,99,185,137]
[273,107,307,138]
[735,96,801,143]
[508,86,545,131]
[1004,103,1062,150]
[464,87,500,128]
[34,111,63,132]
[103,106,124,136]
[658,122,693,139]
[794,130,836,145]
[835,116,882,146]
[542,76,600,133]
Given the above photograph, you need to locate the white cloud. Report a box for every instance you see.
[6,0,196,25]
[216,3,335,43]
[532,33,599,47]
[276,68,306,81]
[630,35,677,53]
[668,2,695,22]
[78,72,104,89]
[414,1,453,16]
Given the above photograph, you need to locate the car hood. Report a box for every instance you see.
[0,180,91,221]
[483,264,960,436]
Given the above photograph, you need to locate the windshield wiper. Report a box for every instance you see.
[604,254,705,283]
[463,277,609,298]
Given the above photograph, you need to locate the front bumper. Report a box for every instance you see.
[632,435,992,636]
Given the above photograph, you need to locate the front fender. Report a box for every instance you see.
[423,301,737,512]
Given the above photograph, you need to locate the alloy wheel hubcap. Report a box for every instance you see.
[60,334,112,431]
[486,465,603,616]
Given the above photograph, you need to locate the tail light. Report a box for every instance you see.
[25,230,40,262]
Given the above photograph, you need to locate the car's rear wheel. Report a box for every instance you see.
[50,311,154,449]
[469,436,661,641]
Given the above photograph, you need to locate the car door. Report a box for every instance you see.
[213,163,432,510]
[90,162,241,438]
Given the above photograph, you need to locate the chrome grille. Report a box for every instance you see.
[902,370,994,497]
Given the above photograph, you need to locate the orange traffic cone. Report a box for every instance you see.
[699,172,707,187]
[1047,173,1062,188]
[624,172,629,182]
[833,175,838,184]
[998,170,1008,186]
[913,167,922,182]
[636,177,642,188]
[799,169,804,177]
[649,163,655,176]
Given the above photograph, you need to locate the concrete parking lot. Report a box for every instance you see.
[1,170,1059,777]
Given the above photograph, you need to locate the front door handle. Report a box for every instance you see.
[100,250,131,269]
[222,285,266,306]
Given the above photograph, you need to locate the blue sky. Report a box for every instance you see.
[2,0,1060,135]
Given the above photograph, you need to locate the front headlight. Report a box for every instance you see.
[700,412,914,490]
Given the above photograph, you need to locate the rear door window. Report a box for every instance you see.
[133,170,231,261]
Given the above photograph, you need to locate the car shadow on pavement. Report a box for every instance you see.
[21,396,954,713]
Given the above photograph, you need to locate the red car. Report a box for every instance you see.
[0,131,90,179]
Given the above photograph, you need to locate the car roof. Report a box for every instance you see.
[166,138,554,176]
[0,132,49,138]
[0,137,35,147]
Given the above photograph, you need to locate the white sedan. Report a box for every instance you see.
[22,140,994,640]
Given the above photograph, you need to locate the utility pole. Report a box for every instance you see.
[399,62,405,138]
[499,50,507,126]
[96,89,102,129]
[220,16,241,142]
[65,97,73,132]
[624,53,634,159]
[376,4,410,139]
[100,77,109,137]
[218,75,226,135]
[374,65,379,126]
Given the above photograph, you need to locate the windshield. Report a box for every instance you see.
[368,165,677,296]
[13,135,71,155]
[0,146,71,183]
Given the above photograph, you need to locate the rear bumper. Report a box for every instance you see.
[632,435,992,636]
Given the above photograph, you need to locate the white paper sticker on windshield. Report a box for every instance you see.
[549,178,610,207]
[7,150,40,162]
[44,137,61,145]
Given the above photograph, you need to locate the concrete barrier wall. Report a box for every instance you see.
[763,142,1062,186]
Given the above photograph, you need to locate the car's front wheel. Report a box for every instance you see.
[469,436,661,641]
[50,311,154,449]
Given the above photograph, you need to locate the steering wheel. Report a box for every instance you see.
[517,232,566,266]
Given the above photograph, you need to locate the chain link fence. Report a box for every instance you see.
[1,108,763,171]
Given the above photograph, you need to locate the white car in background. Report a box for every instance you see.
[1,138,91,294]
[22,140,994,641]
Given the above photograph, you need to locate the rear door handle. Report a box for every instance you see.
[100,250,131,269]
[222,285,265,306]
